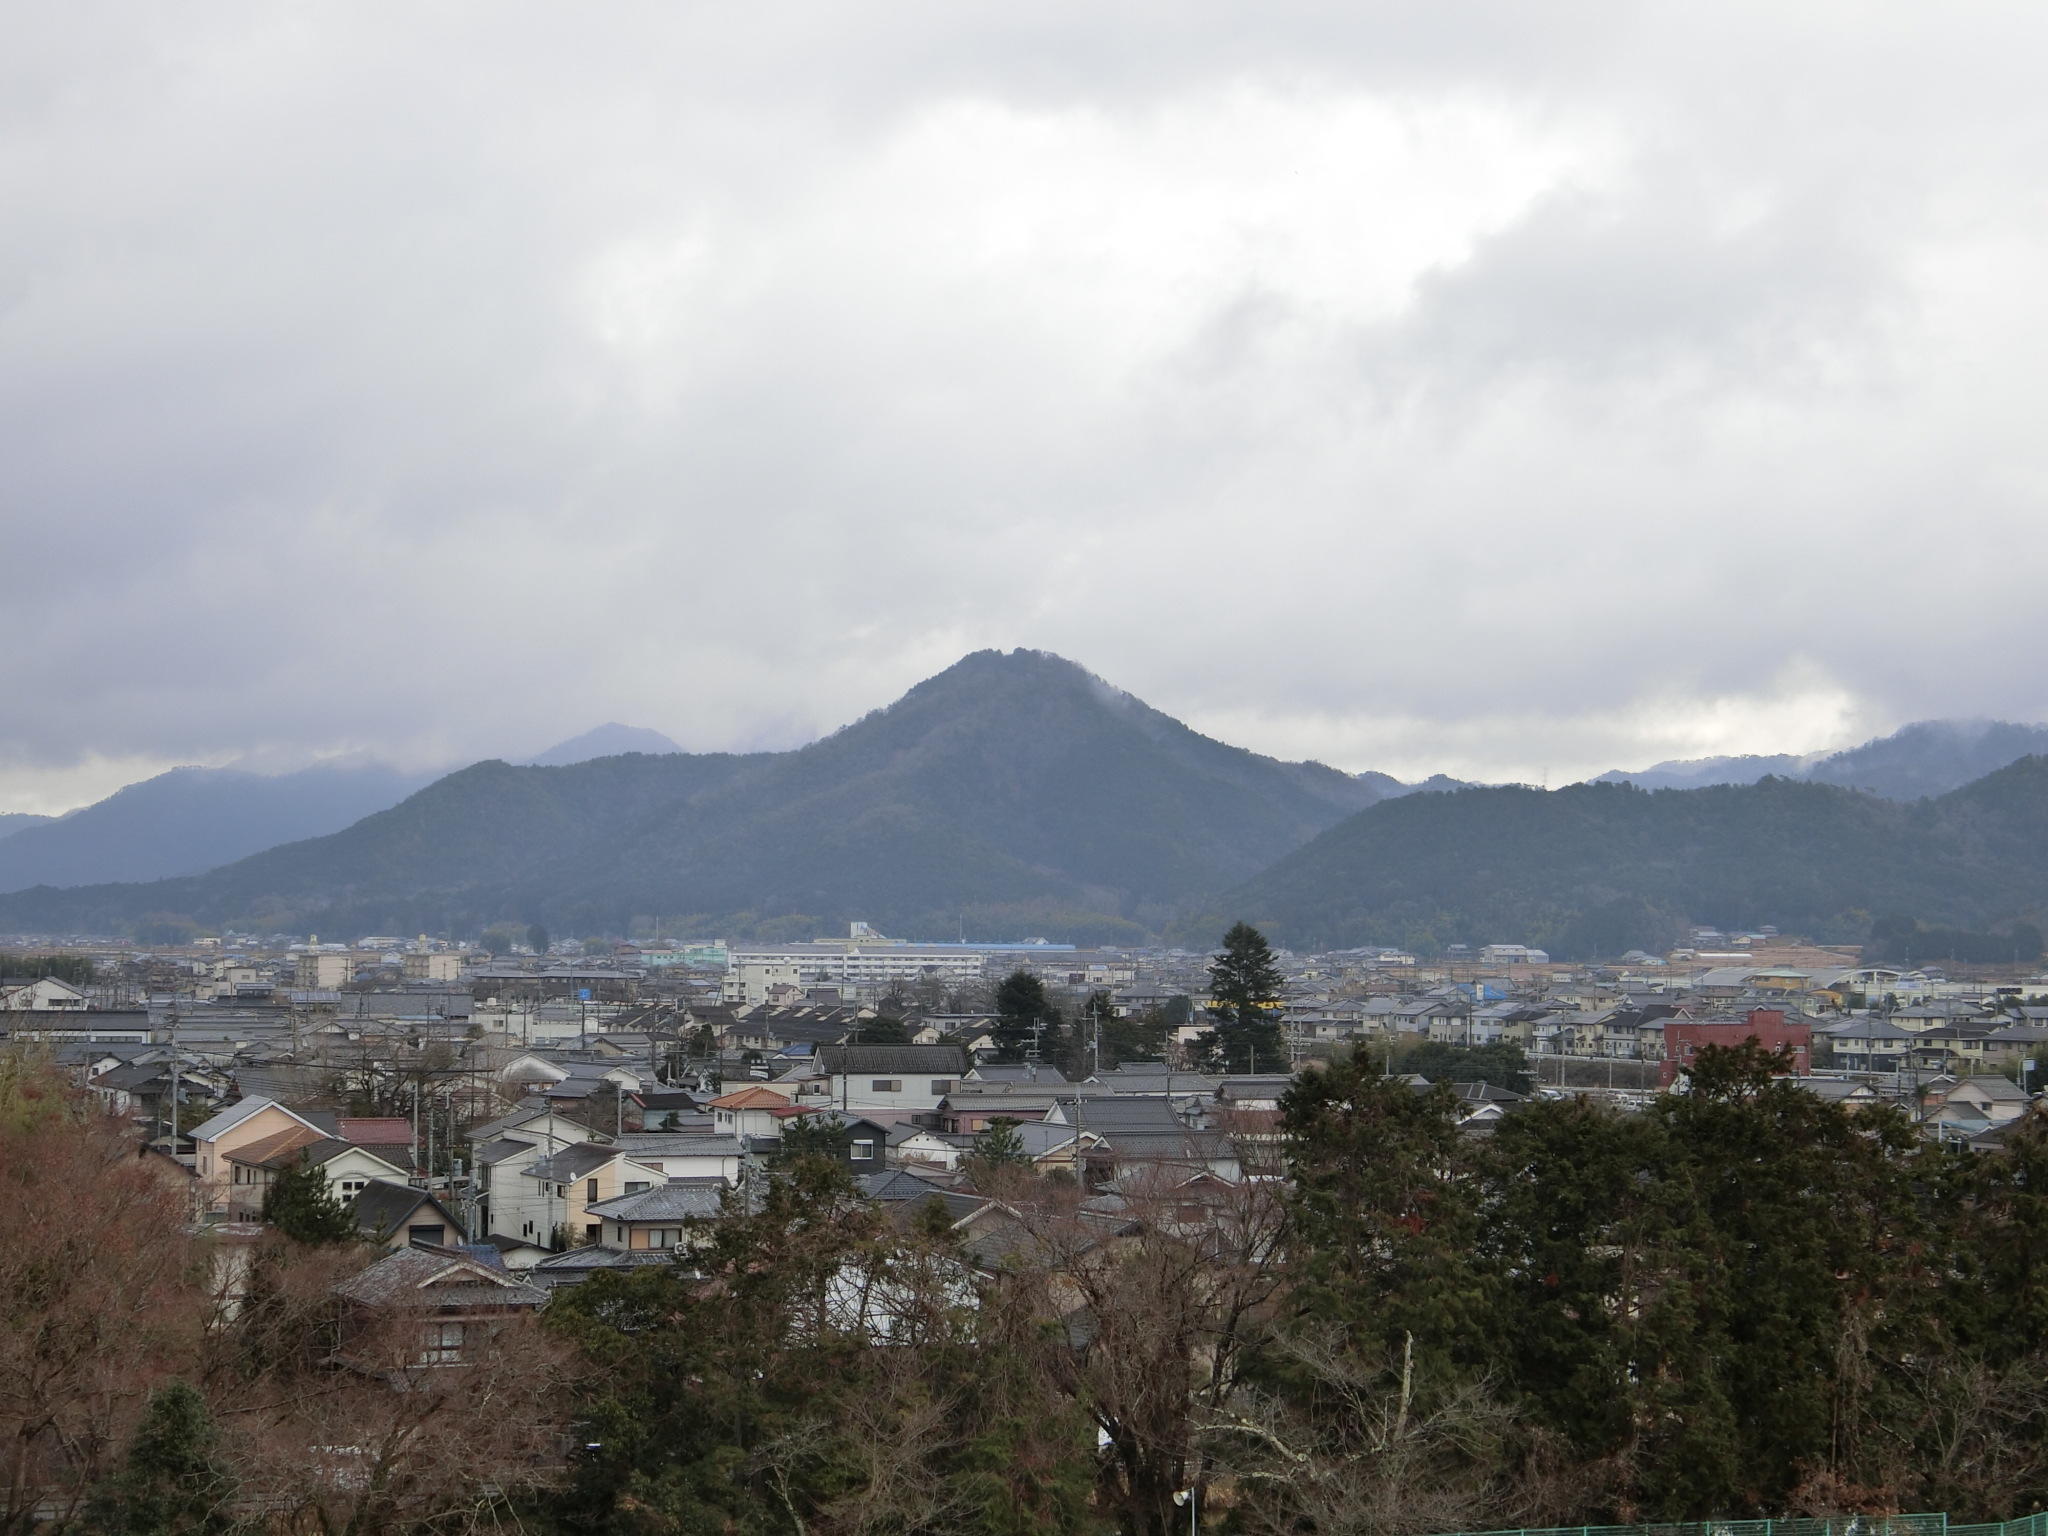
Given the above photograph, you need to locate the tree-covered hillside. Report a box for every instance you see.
[1202,759,2048,956]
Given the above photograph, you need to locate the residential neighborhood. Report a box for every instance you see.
[13,915,2048,1533]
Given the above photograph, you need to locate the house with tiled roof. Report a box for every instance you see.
[707,1085,797,1138]
[334,1245,545,1368]
[604,1132,745,1184]
[523,1244,678,1291]
[223,1127,410,1219]
[337,1117,416,1168]
[185,1095,334,1213]
[486,1141,668,1251]
[585,1177,730,1252]
[350,1179,467,1252]
[799,1044,969,1117]
[1818,1017,1921,1073]
[1923,1075,2034,1140]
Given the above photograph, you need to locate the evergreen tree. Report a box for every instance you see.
[1476,1097,1702,1492]
[1640,1041,1930,1515]
[854,1012,912,1044]
[774,1112,850,1165]
[83,1380,235,1536]
[1064,988,1116,1074]
[1195,922,1287,1073]
[1099,1003,1171,1069]
[992,970,1061,1063]
[1280,1050,1493,1386]
[260,1154,358,1245]
[962,1117,1031,1188]
[526,922,550,955]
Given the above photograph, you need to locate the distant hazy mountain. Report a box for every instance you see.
[1596,719,2048,800]
[1593,752,1814,792]
[0,813,54,843]
[1804,720,2048,800]
[1203,756,2048,958]
[0,763,439,892]
[0,650,1392,941]
[526,723,683,766]
[1404,773,1480,794]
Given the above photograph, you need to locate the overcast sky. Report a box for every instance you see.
[7,3,2048,813]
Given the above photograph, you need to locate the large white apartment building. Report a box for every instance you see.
[724,943,987,985]
[721,925,1081,1004]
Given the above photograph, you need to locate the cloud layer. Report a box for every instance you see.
[7,2,2048,808]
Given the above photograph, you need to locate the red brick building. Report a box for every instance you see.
[1661,1007,1811,1088]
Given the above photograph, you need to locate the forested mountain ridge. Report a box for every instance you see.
[0,650,1387,941]
[0,763,440,892]
[1205,758,2048,956]
[0,814,53,842]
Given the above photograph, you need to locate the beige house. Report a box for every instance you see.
[586,1177,729,1251]
[222,1127,410,1220]
[186,1096,335,1213]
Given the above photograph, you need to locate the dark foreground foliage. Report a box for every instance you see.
[26,1041,2048,1535]
[533,1042,2048,1534]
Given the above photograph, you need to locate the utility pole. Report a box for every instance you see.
[1072,1084,1088,1188]
[167,1003,181,1147]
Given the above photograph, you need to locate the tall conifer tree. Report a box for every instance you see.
[1197,922,1288,1073]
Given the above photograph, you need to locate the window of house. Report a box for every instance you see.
[625,1181,650,1194]
[585,1222,601,1242]
[522,1220,534,1237]
[851,1140,875,1160]
[929,1079,953,1094]
[407,1224,445,1247]
[871,1079,901,1093]
[650,1228,680,1248]
[586,1178,598,1203]
[420,1320,465,1365]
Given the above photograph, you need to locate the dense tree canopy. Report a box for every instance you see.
[30,1034,2048,1533]
[1395,1039,1534,1094]
[1271,1042,2048,1522]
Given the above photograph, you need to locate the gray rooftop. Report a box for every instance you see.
[585,1179,730,1221]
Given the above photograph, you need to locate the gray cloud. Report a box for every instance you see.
[6,2,2048,809]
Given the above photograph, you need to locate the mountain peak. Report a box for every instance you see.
[526,723,684,767]
[915,647,1102,690]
